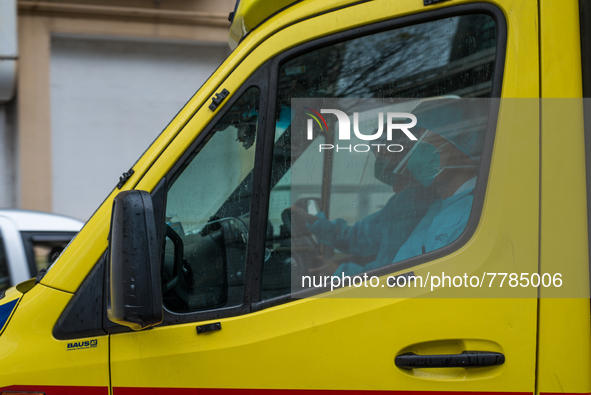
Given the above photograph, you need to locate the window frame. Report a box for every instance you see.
[251,2,508,311]
[579,0,591,301]
[0,228,10,292]
[155,63,272,326]
[20,231,79,277]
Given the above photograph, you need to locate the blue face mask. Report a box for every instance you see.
[407,142,441,187]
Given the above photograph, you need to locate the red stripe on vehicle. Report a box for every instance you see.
[113,389,531,395]
[0,385,107,395]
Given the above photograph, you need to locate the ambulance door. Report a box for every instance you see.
[110,0,540,393]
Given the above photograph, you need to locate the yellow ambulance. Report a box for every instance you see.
[1,0,590,393]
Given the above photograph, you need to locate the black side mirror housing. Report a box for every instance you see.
[107,190,163,330]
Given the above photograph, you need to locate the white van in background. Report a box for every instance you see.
[0,210,83,291]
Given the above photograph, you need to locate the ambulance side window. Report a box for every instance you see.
[20,232,77,276]
[162,87,260,314]
[260,12,502,300]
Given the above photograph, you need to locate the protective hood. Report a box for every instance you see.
[412,98,491,162]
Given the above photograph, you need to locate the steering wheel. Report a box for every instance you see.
[162,225,186,294]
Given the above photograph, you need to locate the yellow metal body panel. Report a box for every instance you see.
[111,0,542,392]
[2,0,586,392]
[537,0,591,392]
[0,284,109,391]
[112,300,536,391]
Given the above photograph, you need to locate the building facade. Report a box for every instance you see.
[1,0,233,220]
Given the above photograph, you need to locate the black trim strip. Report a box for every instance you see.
[54,252,107,339]
[579,0,591,304]
[581,0,591,99]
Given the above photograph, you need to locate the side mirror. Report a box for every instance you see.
[107,190,163,330]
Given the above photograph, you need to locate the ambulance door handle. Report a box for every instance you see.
[395,351,505,369]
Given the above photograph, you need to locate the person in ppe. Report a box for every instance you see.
[292,127,438,277]
[294,98,487,276]
[391,99,486,263]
